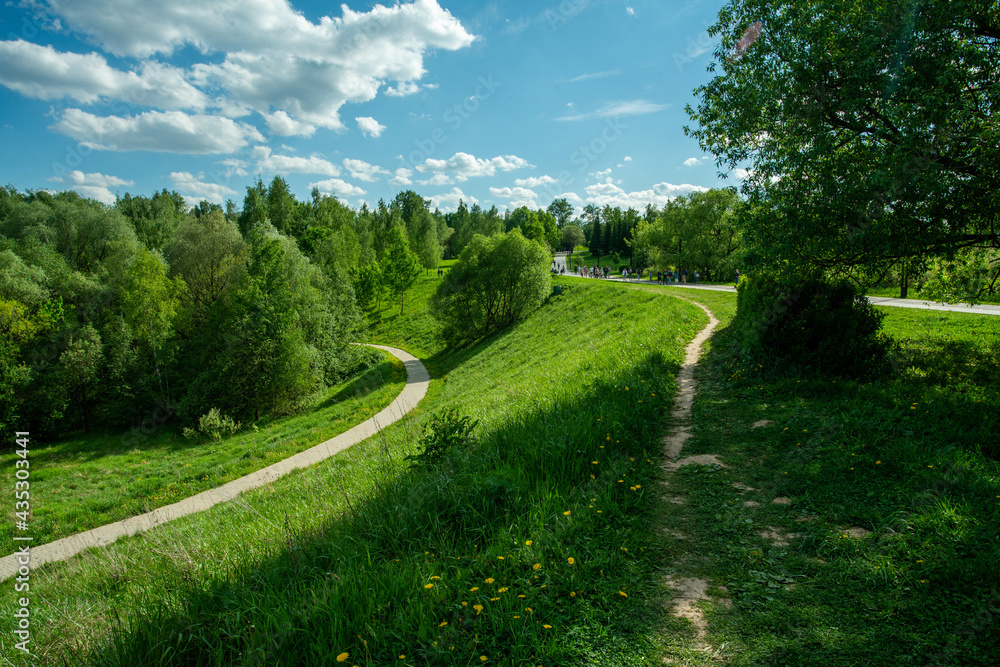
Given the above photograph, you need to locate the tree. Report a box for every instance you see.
[431,229,551,347]
[589,218,604,258]
[686,0,1000,288]
[547,198,574,228]
[561,224,585,252]
[383,225,422,314]
[166,210,247,322]
[59,325,102,432]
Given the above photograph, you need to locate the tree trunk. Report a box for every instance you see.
[900,272,909,299]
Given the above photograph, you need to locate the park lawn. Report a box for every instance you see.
[0,352,406,547]
[0,275,708,666]
[655,300,1000,665]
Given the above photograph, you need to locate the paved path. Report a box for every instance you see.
[0,345,430,582]
[562,273,1000,316]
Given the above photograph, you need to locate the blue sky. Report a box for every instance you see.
[0,0,736,214]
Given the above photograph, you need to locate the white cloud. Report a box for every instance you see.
[417,152,532,182]
[733,168,752,179]
[569,69,621,83]
[309,178,366,198]
[20,1,476,142]
[584,181,710,209]
[684,157,703,167]
[390,167,413,186]
[169,171,238,205]
[557,99,669,122]
[429,187,478,212]
[343,158,390,182]
[623,156,632,162]
[51,109,264,153]
[218,158,249,178]
[356,116,387,138]
[0,40,207,109]
[254,146,341,176]
[385,81,420,97]
[490,186,539,210]
[514,175,557,188]
[627,6,636,16]
[48,170,134,204]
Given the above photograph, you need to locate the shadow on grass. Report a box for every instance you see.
[72,351,684,667]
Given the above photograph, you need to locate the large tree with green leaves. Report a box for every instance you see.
[431,229,551,347]
[686,0,999,285]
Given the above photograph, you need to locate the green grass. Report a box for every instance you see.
[0,274,707,666]
[0,353,406,546]
[655,303,1000,665]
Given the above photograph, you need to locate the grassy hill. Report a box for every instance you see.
[1,274,707,665]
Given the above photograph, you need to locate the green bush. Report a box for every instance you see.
[404,408,478,469]
[730,273,894,379]
[183,407,241,442]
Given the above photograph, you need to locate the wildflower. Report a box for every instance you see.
[480,656,488,662]
[399,656,405,660]
[533,563,540,570]
[568,557,575,565]
[876,460,882,465]
[439,621,448,626]
[543,624,553,629]
[470,587,479,592]
[525,540,532,546]
[619,591,628,597]
[625,387,629,391]
[424,584,434,589]
[518,594,526,598]
[336,653,349,662]
[570,592,576,597]
[498,556,505,560]
[526,607,533,612]
[563,511,571,516]
[473,604,484,615]
[592,461,598,465]
[491,597,500,601]
[430,576,441,580]
[498,587,509,593]
[485,578,495,584]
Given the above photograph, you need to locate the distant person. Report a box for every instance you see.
[734,268,741,286]
[694,270,700,284]
[681,268,688,283]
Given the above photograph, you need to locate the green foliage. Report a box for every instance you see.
[384,225,422,314]
[431,229,551,347]
[731,273,894,379]
[185,407,242,442]
[560,224,585,252]
[687,0,999,274]
[920,248,1000,305]
[404,408,478,469]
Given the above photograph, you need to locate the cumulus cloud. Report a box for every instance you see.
[684,157,702,167]
[489,186,540,210]
[390,167,414,186]
[169,171,238,205]
[583,180,709,209]
[429,187,478,212]
[253,146,341,176]
[51,109,264,153]
[7,1,476,144]
[355,116,387,138]
[514,175,558,188]
[309,178,366,198]
[0,40,207,109]
[343,158,390,182]
[416,152,532,182]
[557,99,668,122]
[49,170,134,204]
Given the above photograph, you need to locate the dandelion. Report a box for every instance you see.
[498,556,505,560]
[430,576,441,580]
[491,597,500,601]
[399,656,405,660]
[619,591,628,597]
[563,511,571,516]
[876,460,882,465]
[543,624,553,629]
[480,656,488,662]
[592,461,598,465]
[498,587,509,593]
[424,583,434,589]
[519,594,526,598]
[485,578,495,584]
[473,604,484,615]
[525,540,532,546]
[568,557,575,565]
[439,621,448,626]
[526,607,533,612]
[533,563,540,570]
[336,653,349,662]
[570,592,576,597]
[625,387,629,391]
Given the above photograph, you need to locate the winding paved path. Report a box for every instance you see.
[0,344,429,581]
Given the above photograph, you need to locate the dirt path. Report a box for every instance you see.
[0,344,429,582]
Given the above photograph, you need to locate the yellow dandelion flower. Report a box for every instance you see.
[625,387,629,391]
[568,557,575,565]
[876,460,882,465]
[533,563,540,570]
[499,587,509,593]
[525,540,532,546]
[480,656,488,662]
[491,597,500,601]
[430,576,441,580]
[485,578,495,584]
[336,653,349,662]
[462,601,468,606]
[399,656,406,660]
[592,461,598,465]
[570,591,576,597]
[498,556,505,560]
[527,607,533,612]
[439,621,448,626]
[473,604,484,615]
[564,510,571,516]
[518,594,526,598]
[470,587,479,592]
[543,624,553,629]
[424,583,434,589]
[619,591,628,597]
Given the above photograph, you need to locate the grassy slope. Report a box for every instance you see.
[659,302,1000,664]
[0,274,707,666]
[0,352,406,546]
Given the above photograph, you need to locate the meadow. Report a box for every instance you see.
[1,273,997,666]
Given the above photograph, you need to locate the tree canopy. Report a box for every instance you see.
[686,0,1000,280]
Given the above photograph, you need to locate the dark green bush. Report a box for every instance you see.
[730,273,895,379]
[405,408,478,469]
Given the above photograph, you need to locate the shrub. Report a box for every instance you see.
[405,408,478,469]
[430,229,550,347]
[185,407,241,442]
[730,273,895,379]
